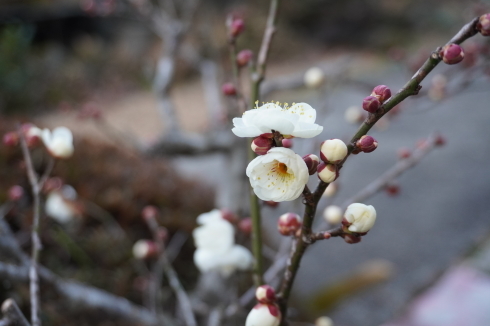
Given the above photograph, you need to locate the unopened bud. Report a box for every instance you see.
[264,200,279,208]
[303,154,320,175]
[8,185,24,201]
[315,316,334,326]
[440,44,464,65]
[304,67,325,88]
[222,83,237,96]
[238,217,252,235]
[237,49,253,67]
[323,205,343,224]
[132,240,159,259]
[229,18,245,38]
[356,135,378,153]
[320,139,347,164]
[317,162,338,183]
[252,136,273,155]
[3,132,19,147]
[281,138,293,148]
[277,212,302,236]
[22,124,42,147]
[142,205,159,221]
[435,134,446,146]
[245,303,281,326]
[385,182,400,196]
[343,203,376,233]
[323,182,339,197]
[397,148,411,159]
[371,85,391,103]
[477,13,490,36]
[362,96,381,113]
[344,106,365,124]
[342,233,362,244]
[255,285,276,303]
[221,208,238,224]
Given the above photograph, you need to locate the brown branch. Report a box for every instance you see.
[0,299,30,326]
[276,16,481,324]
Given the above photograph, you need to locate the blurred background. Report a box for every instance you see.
[1,0,490,325]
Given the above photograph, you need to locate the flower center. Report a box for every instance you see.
[277,163,288,174]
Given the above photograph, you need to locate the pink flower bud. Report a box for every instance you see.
[371,85,391,103]
[281,138,293,148]
[317,162,338,183]
[303,154,320,175]
[478,13,490,36]
[356,135,378,153]
[435,134,446,147]
[237,49,253,67]
[230,18,245,37]
[8,185,24,201]
[251,136,273,155]
[255,285,276,303]
[362,96,381,113]
[320,139,347,164]
[397,148,411,159]
[385,183,400,196]
[222,83,237,96]
[21,123,42,147]
[142,205,159,221]
[132,240,159,259]
[264,201,279,208]
[3,132,19,147]
[440,44,464,65]
[221,208,238,224]
[277,212,301,236]
[238,217,252,235]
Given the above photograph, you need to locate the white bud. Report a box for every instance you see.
[304,67,325,88]
[41,127,74,159]
[320,139,347,164]
[317,163,338,183]
[132,240,158,259]
[344,203,377,233]
[323,205,342,224]
[315,316,334,326]
[245,303,281,326]
[344,106,364,124]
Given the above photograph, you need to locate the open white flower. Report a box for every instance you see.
[45,185,79,224]
[246,147,309,202]
[232,102,323,138]
[41,127,74,159]
[344,203,377,233]
[193,209,253,276]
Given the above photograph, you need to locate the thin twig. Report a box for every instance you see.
[0,299,31,326]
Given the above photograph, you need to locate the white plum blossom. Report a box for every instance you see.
[41,127,74,159]
[193,209,253,276]
[245,303,281,326]
[232,102,323,138]
[344,203,377,233]
[45,185,79,224]
[323,205,343,224]
[304,67,325,88]
[246,147,309,202]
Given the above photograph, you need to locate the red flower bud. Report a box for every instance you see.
[263,200,279,208]
[221,208,238,224]
[8,185,24,201]
[236,49,253,67]
[303,154,319,175]
[277,212,301,236]
[385,182,400,196]
[229,18,245,37]
[477,13,490,36]
[440,44,464,65]
[356,135,378,153]
[255,285,276,303]
[251,136,273,155]
[281,138,293,148]
[238,217,252,235]
[371,85,391,103]
[222,83,237,96]
[3,132,19,147]
[142,205,159,221]
[362,96,381,113]
[435,134,446,147]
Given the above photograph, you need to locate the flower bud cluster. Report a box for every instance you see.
[277,212,302,236]
[362,85,392,113]
[246,286,280,326]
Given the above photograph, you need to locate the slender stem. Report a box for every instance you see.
[276,16,481,324]
[0,299,31,326]
[247,0,281,288]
